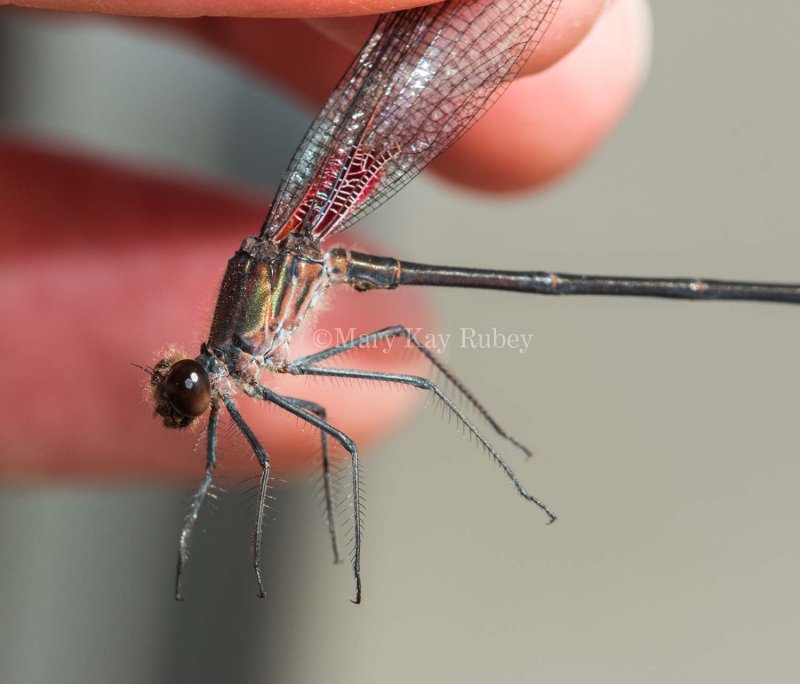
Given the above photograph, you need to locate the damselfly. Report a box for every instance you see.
[146,0,800,603]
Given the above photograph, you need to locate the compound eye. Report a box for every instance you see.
[163,359,211,417]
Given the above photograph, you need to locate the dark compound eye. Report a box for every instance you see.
[163,359,211,418]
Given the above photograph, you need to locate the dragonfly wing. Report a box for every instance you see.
[262,0,561,244]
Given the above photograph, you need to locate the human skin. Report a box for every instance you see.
[0,0,651,481]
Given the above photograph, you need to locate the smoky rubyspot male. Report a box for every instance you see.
[144,0,800,603]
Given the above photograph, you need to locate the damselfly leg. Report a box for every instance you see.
[287,329,557,525]
[222,396,272,598]
[253,385,363,604]
[295,325,533,457]
[281,395,342,565]
[175,401,219,601]
[174,391,343,598]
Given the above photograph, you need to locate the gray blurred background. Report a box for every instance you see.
[2,2,800,682]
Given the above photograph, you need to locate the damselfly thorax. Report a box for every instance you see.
[149,237,400,431]
[208,235,331,373]
[150,236,352,428]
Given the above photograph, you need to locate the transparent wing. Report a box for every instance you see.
[262,0,561,244]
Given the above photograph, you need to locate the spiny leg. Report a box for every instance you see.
[295,325,532,457]
[289,362,556,524]
[254,384,363,604]
[175,401,219,601]
[222,396,271,598]
[283,395,342,564]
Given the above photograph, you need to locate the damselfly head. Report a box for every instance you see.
[149,353,211,429]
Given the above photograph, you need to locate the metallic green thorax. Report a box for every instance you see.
[208,235,329,366]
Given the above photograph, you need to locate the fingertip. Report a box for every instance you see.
[519,0,607,75]
[6,0,436,19]
[312,0,605,62]
[432,0,652,192]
